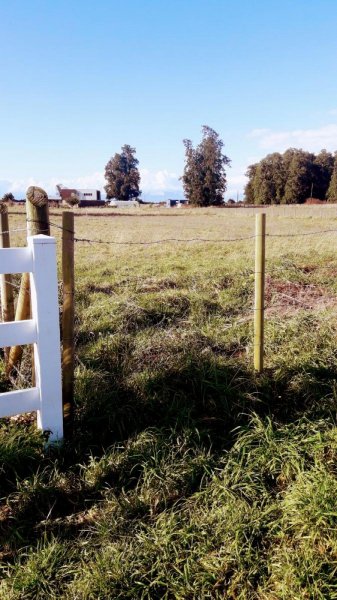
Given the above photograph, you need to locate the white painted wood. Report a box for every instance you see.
[0,319,37,347]
[0,235,63,442]
[28,235,63,442]
[0,387,40,418]
[0,247,33,274]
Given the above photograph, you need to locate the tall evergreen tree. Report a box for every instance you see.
[327,152,337,202]
[313,150,334,199]
[252,161,274,205]
[104,145,141,200]
[244,164,258,204]
[252,153,285,205]
[269,153,286,204]
[181,126,230,206]
[283,150,315,204]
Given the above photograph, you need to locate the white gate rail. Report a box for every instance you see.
[0,235,63,441]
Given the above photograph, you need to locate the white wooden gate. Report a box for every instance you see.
[0,235,63,441]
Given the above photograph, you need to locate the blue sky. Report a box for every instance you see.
[1,0,337,200]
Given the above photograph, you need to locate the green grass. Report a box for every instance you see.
[2,208,337,598]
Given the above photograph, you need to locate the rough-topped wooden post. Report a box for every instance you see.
[25,186,51,237]
[7,187,50,374]
[0,203,15,362]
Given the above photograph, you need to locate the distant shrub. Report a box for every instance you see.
[66,192,79,207]
[1,192,15,203]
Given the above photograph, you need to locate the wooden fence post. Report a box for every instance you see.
[62,211,75,425]
[0,204,15,362]
[254,213,266,373]
[7,186,50,374]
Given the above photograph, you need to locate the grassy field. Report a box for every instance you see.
[2,206,337,598]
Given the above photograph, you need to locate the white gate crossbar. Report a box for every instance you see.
[0,247,33,274]
[0,388,40,418]
[0,320,37,346]
[0,235,63,441]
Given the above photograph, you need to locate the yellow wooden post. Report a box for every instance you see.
[62,211,75,426]
[254,213,266,373]
[7,187,50,374]
[0,203,15,362]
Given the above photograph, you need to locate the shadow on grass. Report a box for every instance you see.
[73,343,337,451]
[1,346,337,558]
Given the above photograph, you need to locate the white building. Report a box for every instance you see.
[77,189,101,201]
[108,200,139,208]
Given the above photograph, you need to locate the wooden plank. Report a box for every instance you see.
[0,207,15,362]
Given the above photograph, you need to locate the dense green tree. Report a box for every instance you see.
[327,152,337,202]
[252,162,273,205]
[252,153,285,205]
[245,153,286,205]
[181,126,231,206]
[245,147,336,205]
[104,145,141,200]
[269,152,286,204]
[283,150,315,204]
[313,150,334,199]
[244,164,258,204]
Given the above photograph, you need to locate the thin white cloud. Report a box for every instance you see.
[248,128,271,139]
[227,174,247,187]
[223,167,248,200]
[140,169,182,196]
[248,124,337,153]
[0,177,47,197]
[0,169,184,199]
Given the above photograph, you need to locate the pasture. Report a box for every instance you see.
[2,206,337,598]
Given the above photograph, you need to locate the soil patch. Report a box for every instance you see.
[265,276,337,316]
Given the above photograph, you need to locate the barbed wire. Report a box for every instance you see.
[266,228,337,238]
[0,226,37,235]
[2,219,337,246]
[49,221,337,245]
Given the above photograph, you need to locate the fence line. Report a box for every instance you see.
[2,206,337,435]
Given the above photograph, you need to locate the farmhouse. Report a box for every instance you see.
[57,186,104,207]
[77,189,101,202]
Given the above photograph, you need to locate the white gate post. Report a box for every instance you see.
[28,235,63,442]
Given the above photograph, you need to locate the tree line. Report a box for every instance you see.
[245,149,337,205]
[4,131,337,207]
[105,134,337,207]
